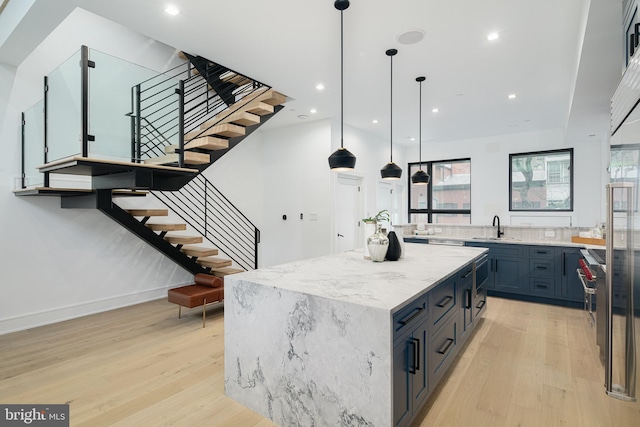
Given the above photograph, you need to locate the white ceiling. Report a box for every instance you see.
[0,0,624,146]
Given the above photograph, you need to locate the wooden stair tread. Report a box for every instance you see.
[220,71,252,86]
[164,235,203,245]
[197,257,233,268]
[144,152,211,166]
[180,246,219,257]
[126,209,168,217]
[201,111,260,129]
[253,89,286,106]
[146,223,187,232]
[185,123,245,141]
[184,137,229,151]
[211,267,244,277]
[244,101,274,116]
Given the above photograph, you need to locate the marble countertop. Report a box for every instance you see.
[226,243,487,313]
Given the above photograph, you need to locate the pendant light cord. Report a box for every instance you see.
[418,79,422,170]
[390,54,393,162]
[340,9,344,149]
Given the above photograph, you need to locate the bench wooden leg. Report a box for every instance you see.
[178,306,182,319]
[202,298,207,328]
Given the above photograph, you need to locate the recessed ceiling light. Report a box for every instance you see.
[487,32,499,41]
[508,93,517,99]
[297,114,309,120]
[407,137,415,141]
[432,108,439,113]
[397,29,425,45]
[310,108,317,114]
[165,5,180,16]
[372,119,379,124]
[315,83,325,91]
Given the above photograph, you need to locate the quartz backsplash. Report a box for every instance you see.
[393,223,596,244]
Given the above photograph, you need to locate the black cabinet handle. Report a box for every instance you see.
[462,269,473,279]
[562,252,566,276]
[476,300,486,310]
[536,265,548,270]
[412,338,420,372]
[436,295,454,308]
[536,284,548,289]
[536,250,548,255]
[408,339,416,374]
[398,307,424,326]
[437,338,454,355]
[466,289,472,309]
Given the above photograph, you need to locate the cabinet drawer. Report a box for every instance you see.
[474,287,487,318]
[529,258,555,278]
[430,277,457,328]
[529,277,556,297]
[393,294,428,342]
[429,315,457,384]
[528,246,556,259]
[458,264,474,287]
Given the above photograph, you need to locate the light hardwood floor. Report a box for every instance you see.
[0,297,638,426]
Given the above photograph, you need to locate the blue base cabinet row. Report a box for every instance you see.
[393,260,485,427]
[464,241,585,306]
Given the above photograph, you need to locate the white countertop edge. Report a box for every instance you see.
[224,243,488,314]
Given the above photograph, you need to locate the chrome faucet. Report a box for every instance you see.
[492,215,504,238]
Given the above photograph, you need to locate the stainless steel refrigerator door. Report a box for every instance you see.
[605,183,636,401]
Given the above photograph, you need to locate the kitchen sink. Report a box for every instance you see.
[471,236,521,241]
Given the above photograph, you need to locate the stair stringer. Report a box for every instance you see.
[97,197,209,275]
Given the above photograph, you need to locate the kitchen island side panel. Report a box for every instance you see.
[224,278,392,427]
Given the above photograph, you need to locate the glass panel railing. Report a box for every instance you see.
[88,49,181,162]
[47,49,81,162]
[22,99,45,188]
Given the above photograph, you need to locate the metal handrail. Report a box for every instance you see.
[152,174,259,271]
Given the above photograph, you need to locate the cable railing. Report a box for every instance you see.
[153,173,259,271]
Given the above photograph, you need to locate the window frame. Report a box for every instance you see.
[610,143,640,212]
[407,157,471,224]
[509,148,574,212]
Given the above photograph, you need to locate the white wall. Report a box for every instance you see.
[420,128,606,227]
[0,9,193,335]
[206,117,409,267]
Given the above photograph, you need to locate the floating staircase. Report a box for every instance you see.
[17,47,281,278]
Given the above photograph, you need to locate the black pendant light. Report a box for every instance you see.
[411,76,430,185]
[381,48,402,180]
[328,0,356,171]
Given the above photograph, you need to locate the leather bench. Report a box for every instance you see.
[168,273,224,327]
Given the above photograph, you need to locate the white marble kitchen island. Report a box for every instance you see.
[224,243,487,426]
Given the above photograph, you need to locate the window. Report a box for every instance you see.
[408,158,471,224]
[509,148,573,211]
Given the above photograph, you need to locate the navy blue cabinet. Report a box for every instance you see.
[393,268,473,427]
[528,246,559,298]
[560,247,584,302]
[458,264,474,342]
[393,293,429,427]
[393,318,428,427]
[465,242,525,293]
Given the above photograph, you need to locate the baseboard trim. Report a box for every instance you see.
[0,283,190,335]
